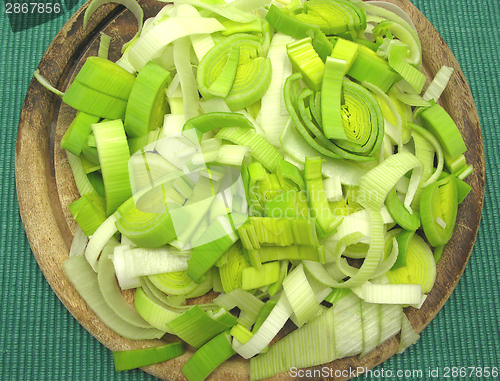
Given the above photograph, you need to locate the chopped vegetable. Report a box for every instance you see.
[54,0,473,379]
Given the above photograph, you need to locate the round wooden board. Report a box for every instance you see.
[15,0,485,380]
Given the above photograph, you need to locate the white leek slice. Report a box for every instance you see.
[398,313,420,353]
[379,303,403,344]
[97,243,156,329]
[162,114,186,137]
[282,263,320,327]
[359,151,422,213]
[69,225,88,257]
[304,210,384,288]
[168,0,258,23]
[323,175,343,202]
[360,301,381,357]
[174,36,200,122]
[233,292,293,359]
[112,246,189,282]
[249,306,335,381]
[63,255,165,339]
[333,293,363,358]
[85,214,118,271]
[230,0,271,13]
[200,98,231,114]
[128,16,225,71]
[423,65,454,102]
[260,33,295,147]
[353,282,422,305]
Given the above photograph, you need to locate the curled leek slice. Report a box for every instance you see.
[197,34,272,110]
[83,0,143,53]
[63,256,165,339]
[420,175,459,247]
[386,232,437,294]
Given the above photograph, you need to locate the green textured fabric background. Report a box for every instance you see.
[1,0,498,380]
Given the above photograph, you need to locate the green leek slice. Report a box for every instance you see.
[73,57,136,100]
[174,37,200,122]
[113,342,184,372]
[62,81,128,119]
[167,305,236,348]
[388,45,426,93]
[182,331,235,381]
[322,57,348,140]
[218,243,249,293]
[183,112,253,143]
[66,151,97,196]
[187,215,239,283]
[372,19,421,65]
[419,103,467,161]
[92,120,132,215]
[305,157,343,238]
[287,37,325,92]
[241,261,280,290]
[207,45,240,97]
[148,270,199,296]
[124,61,171,138]
[386,232,436,294]
[265,4,318,40]
[61,112,100,156]
[386,187,420,231]
[134,287,182,332]
[279,119,368,185]
[215,127,283,172]
[348,45,401,93]
[197,34,272,110]
[420,175,458,247]
[68,194,107,237]
[214,288,265,328]
[63,256,165,339]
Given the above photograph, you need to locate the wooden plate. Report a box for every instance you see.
[15,0,485,380]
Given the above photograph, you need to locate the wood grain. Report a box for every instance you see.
[15,1,485,380]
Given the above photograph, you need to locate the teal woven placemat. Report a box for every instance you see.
[1,1,499,380]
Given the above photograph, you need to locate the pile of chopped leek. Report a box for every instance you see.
[40,0,474,379]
